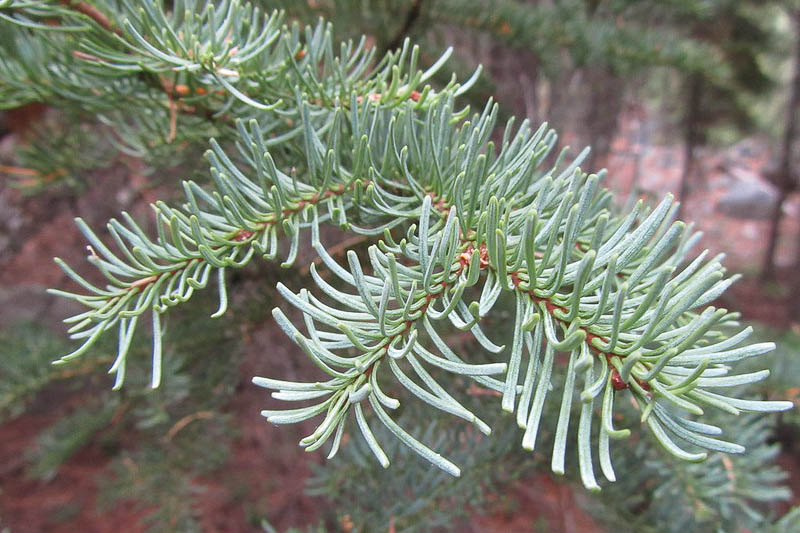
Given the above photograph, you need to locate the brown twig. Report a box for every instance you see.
[167,96,178,143]
[299,234,370,276]
[61,0,121,35]
[467,383,503,397]
[166,411,214,441]
[0,164,39,176]
[61,1,228,131]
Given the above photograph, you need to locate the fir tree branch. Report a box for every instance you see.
[1,0,791,489]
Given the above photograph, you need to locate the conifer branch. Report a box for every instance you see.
[0,0,792,489]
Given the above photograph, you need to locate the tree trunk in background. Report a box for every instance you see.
[762,186,791,283]
[629,102,650,199]
[763,7,800,286]
[381,0,423,56]
[583,67,626,172]
[518,62,540,124]
[543,68,576,138]
[487,40,540,122]
[783,9,800,316]
[676,73,702,221]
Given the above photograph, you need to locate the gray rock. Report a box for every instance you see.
[716,177,778,220]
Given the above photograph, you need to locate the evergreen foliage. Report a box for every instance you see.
[676,0,779,137]
[0,322,77,419]
[1,291,240,531]
[306,406,532,531]
[0,1,795,526]
[275,0,719,74]
[589,412,792,532]
[306,314,796,531]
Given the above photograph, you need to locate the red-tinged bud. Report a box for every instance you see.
[611,369,628,391]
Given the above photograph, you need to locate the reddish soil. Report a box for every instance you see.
[0,398,147,533]
[473,474,604,533]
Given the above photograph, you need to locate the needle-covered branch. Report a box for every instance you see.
[1,0,791,489]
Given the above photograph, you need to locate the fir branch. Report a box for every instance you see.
[1,0,791,490]
[589,412,792,532]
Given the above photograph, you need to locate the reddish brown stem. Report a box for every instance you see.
[62,0,121,35]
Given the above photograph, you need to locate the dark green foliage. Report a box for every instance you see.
[99,416,232,533]
[0,322,84,420]
[0,291,241,530]
[588,412,791,533]
[308,409,532,532]
[676,0,780,142]
[93,293,239,532]
[1,113,113,193]
[275,0,717,74]
[26,398,117,481]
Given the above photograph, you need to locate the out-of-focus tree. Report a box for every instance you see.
[763,3,800,286]
[670,0,780,220]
